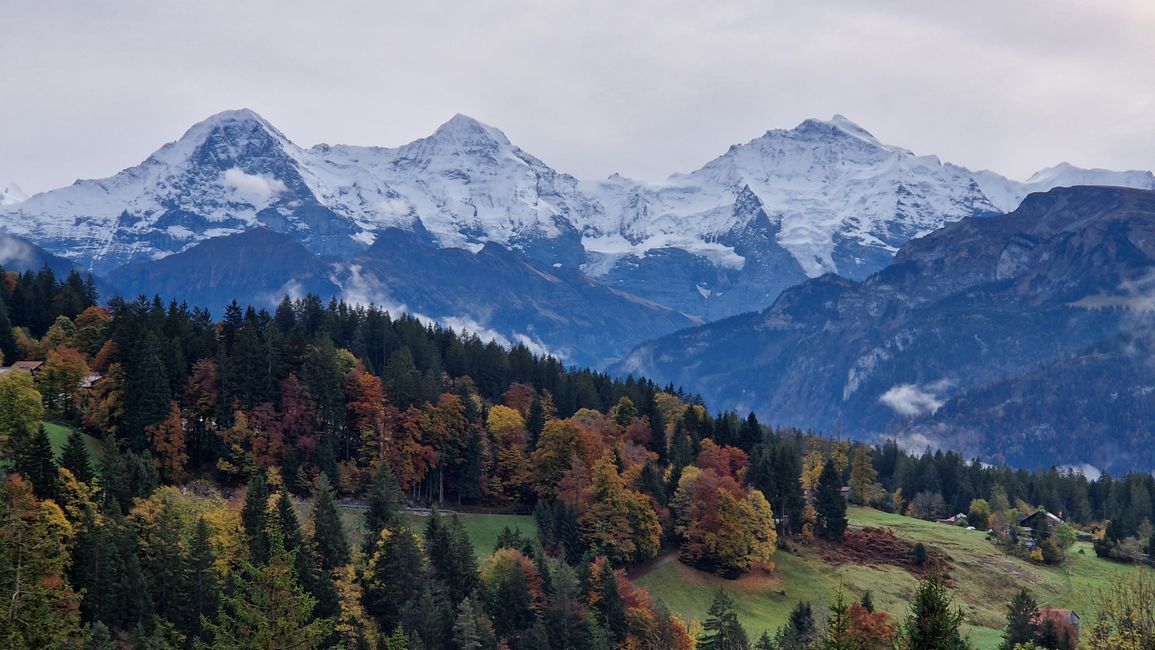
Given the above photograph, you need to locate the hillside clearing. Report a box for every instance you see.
[638,506,1146,648]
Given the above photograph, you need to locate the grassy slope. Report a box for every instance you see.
[336,505,537,563]
[637,506,1145,648]
[42,421,105,464]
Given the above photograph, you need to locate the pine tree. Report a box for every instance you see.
[141,498,185,619]
[592,562,628,646]
[818,589,856,650]
[453,597,482,650]
[241,473,271,564]
[60,428,95,484]
[860,590,875,613]
[754,631,775,650]
[815,460,847,542]
[311,474,351,571]
[12,424,57,500]
[999,588,1039,650]
[776,601,817,650]
[545,562,595,650]
[203,529,333,650]
[364,462,403,553]
[365,527,428,634]
[275,488,338,618]
[898,573,967,650]
[699,589,750,650]
[182,517,219,644]
[427,513,478,606]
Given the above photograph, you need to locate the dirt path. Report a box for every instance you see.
[628,550,681,580]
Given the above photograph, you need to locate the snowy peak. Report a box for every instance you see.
[0,183,27,206]
[1025,161,1155,189]
[426,113,512,148]
[3,109,1155,318]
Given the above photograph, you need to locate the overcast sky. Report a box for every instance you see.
[2,0,1154,194]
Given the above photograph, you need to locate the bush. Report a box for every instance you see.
[1040,538,1065,564]
[912,542,928,566]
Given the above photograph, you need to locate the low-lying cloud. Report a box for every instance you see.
[222,168,287,206]
[879,382,945,416]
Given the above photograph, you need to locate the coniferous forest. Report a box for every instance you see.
[2,266,1155,649]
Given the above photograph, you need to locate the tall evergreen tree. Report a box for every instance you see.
[815,460,848,542]
[59,428,95,484]
[11,424,57,500]
[241,473,271,564]
[203,530,333,650]
[311,474,351,571]
[776,601,817,650]
[592,563,627,646]
[275,488,338,619]
[364,462,403,553]
[699,589,750,650]
[999,588,1039,650]
[898,574,967,650]
[181,517,219,644]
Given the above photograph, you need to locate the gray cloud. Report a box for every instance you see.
[1,0,1153,194]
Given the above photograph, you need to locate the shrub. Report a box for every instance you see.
[912,542,928,566]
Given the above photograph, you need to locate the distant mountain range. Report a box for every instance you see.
[1,109,1153,365]
[616,186,1155,473]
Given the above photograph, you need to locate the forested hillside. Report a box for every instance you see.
[2,268,1154,649]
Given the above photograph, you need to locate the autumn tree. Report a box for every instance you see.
[847,446,880,505]
[486,405,531,502]
[36,345,90,418]
[0,367,43,450]
[0,475,81,648]
[578,452,661,565]
[147,401,187,482]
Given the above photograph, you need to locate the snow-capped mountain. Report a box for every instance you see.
[2,108,1153,320]
[0,183,27,206]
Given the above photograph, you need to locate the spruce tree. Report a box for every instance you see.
[363,462,402,553]
[311,474,351,571]
[202,529,333,650]
[776,601,817,650]
[12,424,57,500]
[592,563,628,646]
[699,589,750,650]
[999,588,1039,650]
[182,517,219,644]
[453,597,482,650]
[241,473,271,564]
[492,560,537,639]
[898,573,967,650]
[275,488,338,618]
[60,428,95,484]
[815,460,848,542]
[365,528,427,634]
